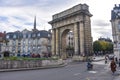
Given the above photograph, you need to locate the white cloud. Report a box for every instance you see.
[0,0,120,41]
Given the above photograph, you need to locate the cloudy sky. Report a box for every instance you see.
[0,0,120,41]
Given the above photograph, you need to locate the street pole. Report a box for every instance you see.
[116,34,120,60]
[118,42,120,60]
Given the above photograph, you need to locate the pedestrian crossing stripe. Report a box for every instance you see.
[86,78,90,80]
[88,71,97,73]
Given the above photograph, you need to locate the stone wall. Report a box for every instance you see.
[0,60,63,69]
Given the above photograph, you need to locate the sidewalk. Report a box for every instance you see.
[92,56,105,61]
[115,75,120,80]
[114,66,120,80]
[105,60,120,80]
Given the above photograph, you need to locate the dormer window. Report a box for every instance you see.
[28,34,31,38]
[6,35,9,39]
[38,33,40,37]
[23,34,26,38]
[13,35,16,39]
[114,9,118,13]
[48,34,51,37]
[33,34,36,37]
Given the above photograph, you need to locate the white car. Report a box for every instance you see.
[108,54,115,60]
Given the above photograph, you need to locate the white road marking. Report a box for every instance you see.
[92,61,105,65]
[88,71,97,73]
[74,73,81,76]
[86,77,90,80]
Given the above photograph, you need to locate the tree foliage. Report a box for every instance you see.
[93,40,113,54]
[93,41,102,51]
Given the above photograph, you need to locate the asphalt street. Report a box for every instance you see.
[0,60,120,80]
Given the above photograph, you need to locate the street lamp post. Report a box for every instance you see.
[115,34,120,60]
[117,42,120,59]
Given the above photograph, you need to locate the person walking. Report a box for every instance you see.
[115,57,118,64]
[87,59,93,70]
[105,55,107,64]
[110,58,117,74]
[119,59,120,67]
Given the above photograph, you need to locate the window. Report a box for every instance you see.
[6,35,9,39]
[28,47,31,50]
[48,34,51,37]
[23,34,26,38]
[18,43,21,45]
[114,9,118,13]
[38,46,41,49]
[13,35,16,39]
[118,13,120,16]
[118,22,120,32]
[33,47,35,49]
[28,41,31,43]
[28,34,31,38]
[38,33,40,37]
[33,34,36,37]
[23,41,25,43]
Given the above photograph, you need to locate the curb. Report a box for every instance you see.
[0,63,67,72]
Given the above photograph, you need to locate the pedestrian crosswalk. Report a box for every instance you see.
[92,60,110,65]
[73,60,120,80]
[88,71,97,73]
[86,78,90,80]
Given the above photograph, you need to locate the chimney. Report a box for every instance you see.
[34,16,36,30]
[4,31,6,34]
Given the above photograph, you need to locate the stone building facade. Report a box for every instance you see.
[0,32,5,55]
[111,4,120,59]
[2,30,51,56]
[1,17,51,56]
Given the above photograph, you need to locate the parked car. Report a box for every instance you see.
[108,54,115,60]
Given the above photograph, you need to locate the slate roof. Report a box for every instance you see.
[111,4,120,20]
[6,30,51,40]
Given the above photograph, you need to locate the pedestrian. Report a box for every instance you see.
[115,57,118,64]
[105,56,107,64]
[87,59,93,70]
[119,59,120,67]
[110,58,117,74]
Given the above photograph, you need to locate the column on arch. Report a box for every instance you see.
[79,21,85,56]
[73,23,78,55]
[51,29,56,55]
[55,28,59,56]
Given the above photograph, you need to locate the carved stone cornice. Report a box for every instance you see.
[49,10,92,24]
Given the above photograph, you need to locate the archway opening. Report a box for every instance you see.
[3,51,10,57]
[61,29,74,58]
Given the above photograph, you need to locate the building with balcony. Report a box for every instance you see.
[111,4,120,59]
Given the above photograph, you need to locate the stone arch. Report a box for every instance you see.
[61,29,70,50]
[60,29,74,58]
[49,4,93,59]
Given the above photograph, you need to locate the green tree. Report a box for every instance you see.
[106,42,113,52]
[93,39,113,55]
[93,41,102,52]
